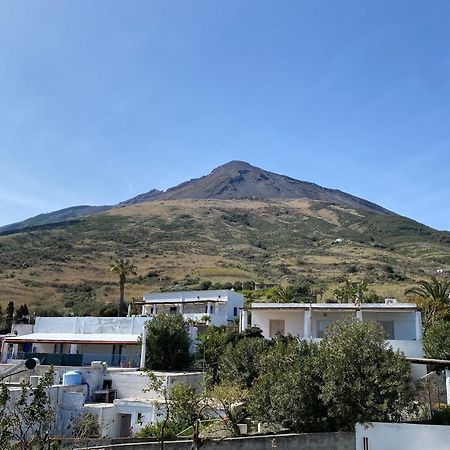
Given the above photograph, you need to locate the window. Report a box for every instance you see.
[269,319,285,337]
[363,436,369,450]
[317,320,333,338]
[54,343,64,353]
[233,307,238,317]
[378,321,395,339]
[169,306,177,313]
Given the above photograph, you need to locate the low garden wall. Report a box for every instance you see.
[75,432,355,450]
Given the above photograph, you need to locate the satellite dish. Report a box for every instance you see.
[25,358,40,370]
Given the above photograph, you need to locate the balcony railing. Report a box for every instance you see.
[15,352,141,367]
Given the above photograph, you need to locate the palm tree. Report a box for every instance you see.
[109,258,137,317]
[405,276,450,303]
[405,276,450,329]
[271,285,296,303]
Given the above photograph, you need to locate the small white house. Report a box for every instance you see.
[0,361,204,439]
[1,316,151,367]
[84,370,205,438]
[241,301,425,376]
[140,289,244,326]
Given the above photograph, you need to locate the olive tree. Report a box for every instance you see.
[319,318,413,430]
[249,337,328,432]
[218,336,269,388]
[0,368,56,450]
[145,313,191,370]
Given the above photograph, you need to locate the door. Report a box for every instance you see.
[269,319,285,337]
[119,414,132,437]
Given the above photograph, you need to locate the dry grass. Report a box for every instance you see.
[0,198,449,311]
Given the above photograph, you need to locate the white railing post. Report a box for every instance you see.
[140,323,148,369]
[69,344,78,354]
[446,369,450,406]
[1,341,9,363]
[304,309,312,339]
[240,310,249,332]
[415,311,423,341]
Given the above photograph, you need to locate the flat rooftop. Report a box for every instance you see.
[3,332,140,344]
[142,289,242,304]
[248,302,417,311]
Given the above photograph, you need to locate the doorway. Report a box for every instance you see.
[119,414,132,437]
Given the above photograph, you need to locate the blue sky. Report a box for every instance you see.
[0,1,449,230]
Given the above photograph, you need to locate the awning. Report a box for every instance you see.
[3,333,140,345]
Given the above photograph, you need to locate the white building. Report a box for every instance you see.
[1,361,204,439]
[85,369,204,438]
[241,301,424,375]
[1,316,150,367]
[140,289,244,326]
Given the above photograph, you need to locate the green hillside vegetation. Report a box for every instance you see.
[0,199,449,315]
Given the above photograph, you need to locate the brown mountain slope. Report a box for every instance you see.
[0,198,449,315]
[1,161,392,234]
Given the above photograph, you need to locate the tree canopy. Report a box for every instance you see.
[247,319,413,432]
[145,313,191,370]
[406,276,450,330]
[218,335,269,388]
[0,368,55,450]
[319,318,413,430]
[424,320,450,361]
[249,337,328,432]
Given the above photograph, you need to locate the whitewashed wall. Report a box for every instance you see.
[84,403,119,438]
[356,422,450,450]
[362,311,416,340]
[107,370,204,401]
[34,316,151,335]
[251,309,305,337]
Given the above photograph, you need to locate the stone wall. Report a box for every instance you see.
[76,432,355,450]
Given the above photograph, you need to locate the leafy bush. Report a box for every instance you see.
[249,337,328,432]
[219,336,269,388]
[97,304,119,317]
[424,321,450,360]
[145,313,191,370]
[430,405,450,425]
[319,318,413,430]
[136,420,183,439]
[73,412,100,439]
[248,320,413,433]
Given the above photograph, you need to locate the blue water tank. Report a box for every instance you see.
[62,371,83,386]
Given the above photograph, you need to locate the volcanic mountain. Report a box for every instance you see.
[1,161,391,233]
[123,160,391,214]
[0,161,449,312]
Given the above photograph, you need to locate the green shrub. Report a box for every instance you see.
[431,405,450,425]
[145,313,190,370]
[136,420,183,439]
[424,321,450,360]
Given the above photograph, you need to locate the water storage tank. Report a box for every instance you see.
[62,371,83,386]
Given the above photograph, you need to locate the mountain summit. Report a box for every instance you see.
[125,160,391,214]
[1,161,392,233]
